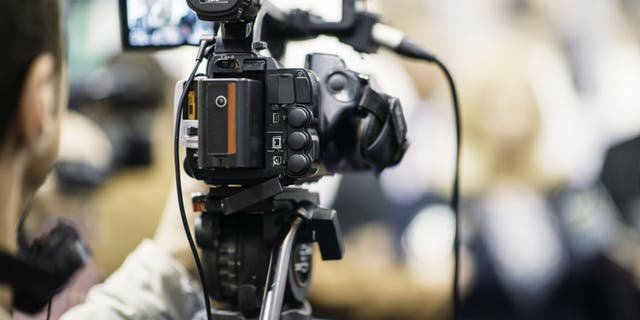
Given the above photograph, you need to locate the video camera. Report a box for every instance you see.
[119,1,436,319]
[176,2,408,187]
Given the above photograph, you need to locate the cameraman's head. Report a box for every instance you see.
[0,0,64,303]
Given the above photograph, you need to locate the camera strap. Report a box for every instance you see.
[0,252,64,313]
[358,85,409,172]
[0,221,89,314]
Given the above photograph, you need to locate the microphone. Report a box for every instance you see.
[258,1,438,62]
[372,23,437,61]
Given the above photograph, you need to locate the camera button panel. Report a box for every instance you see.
[263,70,320,178]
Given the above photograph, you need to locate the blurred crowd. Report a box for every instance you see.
[20,0,640,319]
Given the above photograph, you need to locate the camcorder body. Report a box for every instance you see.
[179,51,402,187]
[172,0,407,188]
[179,54,324,186]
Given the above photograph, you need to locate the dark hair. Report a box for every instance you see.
[0,0,62,140]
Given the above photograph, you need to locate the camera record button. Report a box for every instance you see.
[287,154,310,175]
[287,132,309,150]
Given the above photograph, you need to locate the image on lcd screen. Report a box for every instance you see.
[125,0,213,47]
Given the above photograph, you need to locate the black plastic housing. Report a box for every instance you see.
[184,53,323,186]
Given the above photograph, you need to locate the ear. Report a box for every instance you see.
[16,54,56,152]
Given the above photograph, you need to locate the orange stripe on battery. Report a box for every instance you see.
[228,83,237,154]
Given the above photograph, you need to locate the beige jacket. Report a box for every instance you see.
[59,239,205,320]
[0,307,9,320]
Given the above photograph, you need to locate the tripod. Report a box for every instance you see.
[192,178,344,320]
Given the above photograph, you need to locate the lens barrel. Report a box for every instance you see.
[186,0,261,22]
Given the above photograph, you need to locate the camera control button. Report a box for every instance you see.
[328,73,348,91]
[287,107,309,128]
[327,72,357,102]
[287,154,310,175]
[288,132,309,150]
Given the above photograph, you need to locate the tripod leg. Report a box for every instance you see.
[259,216,303,320]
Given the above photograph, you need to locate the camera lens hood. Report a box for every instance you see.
[186,0,261,22]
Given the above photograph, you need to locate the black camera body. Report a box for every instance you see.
[177,0,408,188]
[181,52,324,186]
[180,51,402,187]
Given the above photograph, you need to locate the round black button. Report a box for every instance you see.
[287,154,310,175]
[328,72,348,92]
[288,132,309,151]
[287,107,309,128]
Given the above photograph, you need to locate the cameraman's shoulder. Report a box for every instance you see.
[124,239,190,277]
[59,239,203,320]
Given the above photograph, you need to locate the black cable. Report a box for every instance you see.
[174,41,213,320]
[431,57,462,320]
[395,39,462,320]
[46,299,52,320]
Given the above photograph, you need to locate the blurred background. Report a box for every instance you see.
[16,0,640,319]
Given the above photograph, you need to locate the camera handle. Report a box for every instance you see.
[216,21,255,54]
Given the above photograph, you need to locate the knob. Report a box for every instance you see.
[287,107,310,128]
[288,132,309,151]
